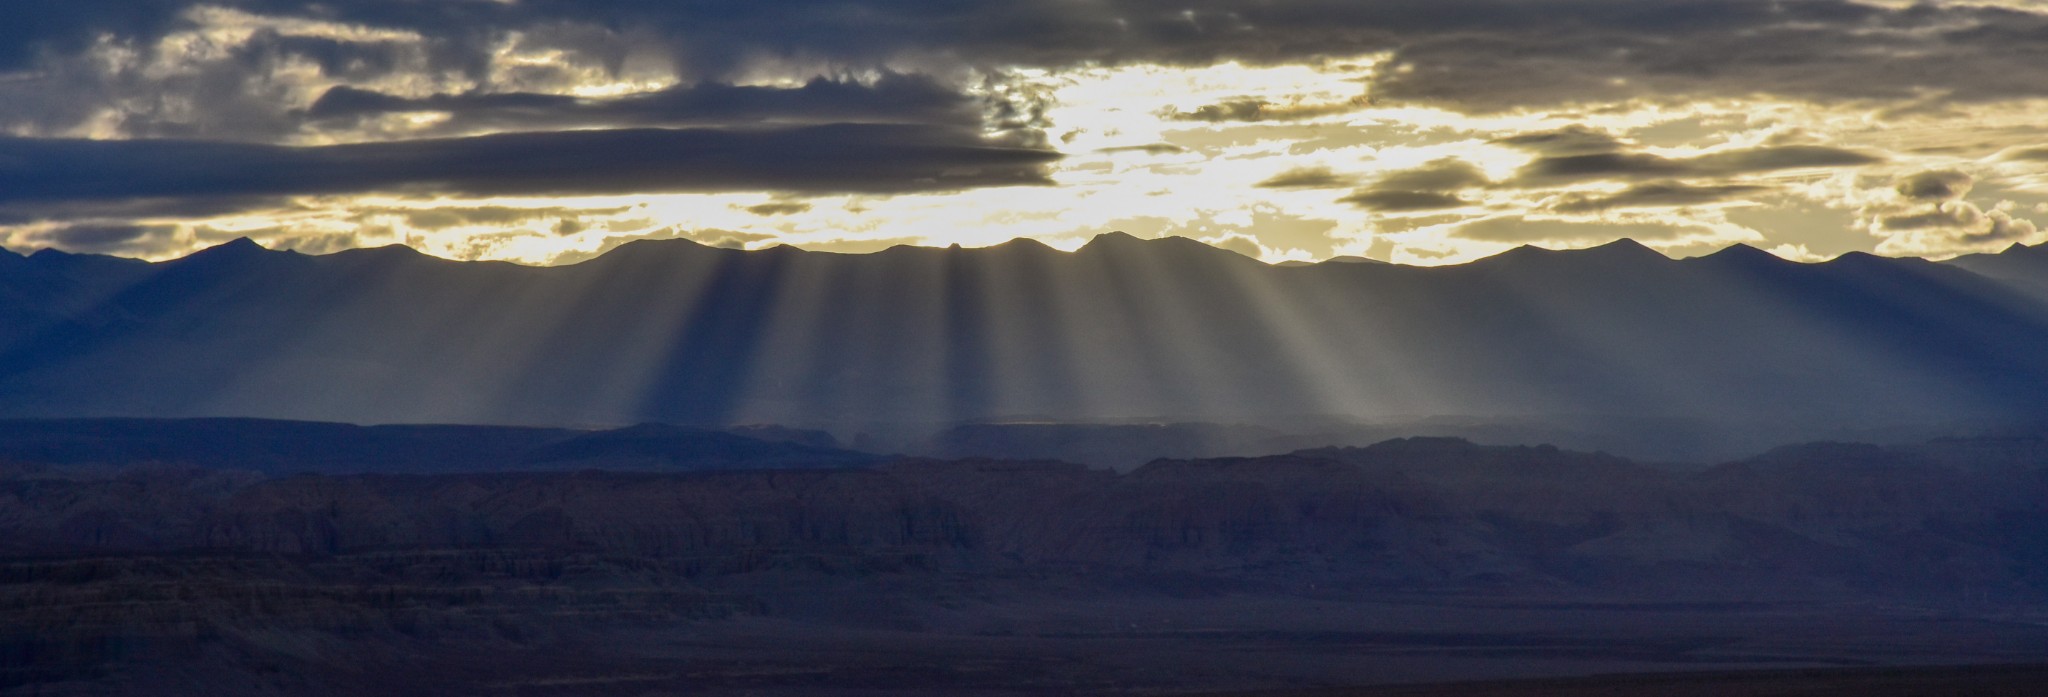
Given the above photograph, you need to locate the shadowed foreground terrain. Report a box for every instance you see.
[1211,664,2048,697]
[4,421,2048,695]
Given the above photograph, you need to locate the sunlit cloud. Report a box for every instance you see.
[2,1,2047,263]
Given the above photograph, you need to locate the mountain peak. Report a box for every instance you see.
[331,243,428,260]
[1277,255,1389,268]
[1694,242,1791,268]
[214,237,265,253]
[989,236,1058,253]
[1473,238,1666,269]
[1079,230,1147,252]
[1077,232,1266,268]
[614,236,711,252]
[359,243,426,257]
[1824,250,1896,267]
[1584,237,1664,259]
[172,237,283,267]
[195,236,265,255]
[587,236,725,264]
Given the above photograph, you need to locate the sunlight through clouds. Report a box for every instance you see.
[4,1,2048,263]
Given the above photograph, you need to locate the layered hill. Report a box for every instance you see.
[5,431,2045,599]
[7,430,2048,694]
[5,235,2048,440]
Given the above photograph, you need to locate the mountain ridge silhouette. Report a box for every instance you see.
[5,232,2048,444]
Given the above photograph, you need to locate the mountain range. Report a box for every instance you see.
[6,234,2048,448]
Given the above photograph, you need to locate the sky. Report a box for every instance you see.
[3,1,2048,266]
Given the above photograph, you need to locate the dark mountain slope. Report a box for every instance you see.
[1946,241,2048,301]
[6,235,2048,436]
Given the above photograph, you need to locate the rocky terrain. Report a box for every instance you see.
[4,427,2047,694]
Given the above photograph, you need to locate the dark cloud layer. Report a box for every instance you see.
[218,1,2048,111]
[1341,158,1488,212]
[23,222,180,255]
[1492,126,1630,156]
[306,73,979,134]
[0,2,186,71]
[1511,144,1881,185]
[0,195,291,226]
[1896,169,1974,202]
[744,202,813,216]
[1165,97,1370,123]
[1339,190,1468,212]
[0,125,1059,213]
[11,1,2048,127]
[1374,159,1489,192]
[1097,143,1187,155]
[1257,167,1353,190]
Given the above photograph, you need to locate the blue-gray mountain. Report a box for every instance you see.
[5,234,2048,442]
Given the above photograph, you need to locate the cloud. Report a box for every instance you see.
[1340,190,1469,212]
[1373,159,1490,192]
[1863,171,2046,256]
[305,73,980,135]
[0,195,291,226]
[382,205,628,230]
[1549,182,1768,213]
[1203,232,1267,258]
[6,0,2048,135]
[20,223,180,255]
[1877,201,2037,246]
[1722,201,1869,259]
[1257,167,1354,189]
[0,125,1060,215]
[0,4,183,72]
[1099,205,1343,258]
[549,227,777,264]
[1097,143,1187,155]
[1164,96,1370,123]
[1515,152,1692,182]
[1895,169,1974,203]
[0,9,473,142]
[1363,1,2048,110]
[1874,202,2042,256]
[1455,216,1704,244]
[1686,145,1882,173]
[5,0,2048,264]
[744,201,813,216]
[1512,144,1881,184]
[1340,158,1488,212]
[1493,126,1629,156]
